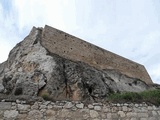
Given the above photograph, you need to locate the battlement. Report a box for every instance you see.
[41,25,152,84]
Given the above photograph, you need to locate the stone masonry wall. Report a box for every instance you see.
[41,25,152,84]
[1,100,160,120]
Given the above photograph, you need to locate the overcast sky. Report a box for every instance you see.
[0,0,160,84]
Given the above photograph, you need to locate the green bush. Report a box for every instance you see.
[140,89,160,105]
[107,89,160,105]
[39,90,52,101]
[108,92,141,102]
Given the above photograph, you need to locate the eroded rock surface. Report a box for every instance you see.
[0,26,151,102]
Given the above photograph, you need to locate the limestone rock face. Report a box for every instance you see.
[0,26,150,102]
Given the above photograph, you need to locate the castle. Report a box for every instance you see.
[41,25,152,84]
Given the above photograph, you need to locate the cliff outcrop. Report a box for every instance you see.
[0,25,154,102]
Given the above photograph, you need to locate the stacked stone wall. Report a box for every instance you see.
[1,100,160,120]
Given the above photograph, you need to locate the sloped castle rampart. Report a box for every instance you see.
[41,25,152,84]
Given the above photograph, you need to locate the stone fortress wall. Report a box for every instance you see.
[41,25,152,84]
[1,100,160,120]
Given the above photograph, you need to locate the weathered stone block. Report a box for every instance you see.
[17,104,30,111]
[28,110,43,120]
[58,109,71,118]
[152,111,158,116]
[107,113,112,119]
[0,102,11,110]
[76,103,84,109]
[118,111,126,118]
[137,113,148,118]
[126,112,137,118]
[94,105,101,111]
[3,110,18,119]
[122,106,128,112]
[64,102,74,109]
[90,110,99,118]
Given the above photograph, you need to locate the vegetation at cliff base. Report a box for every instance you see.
[108,89,160,105]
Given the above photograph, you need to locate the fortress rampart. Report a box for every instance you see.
[41,25,152,84]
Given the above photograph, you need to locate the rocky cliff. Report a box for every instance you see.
[0,25,154,102]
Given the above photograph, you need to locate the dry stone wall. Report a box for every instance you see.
[0,100,160,120]
[41,25,152,84]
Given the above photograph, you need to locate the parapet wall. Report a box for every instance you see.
[1,100,160,119]
[41,25,152,84]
